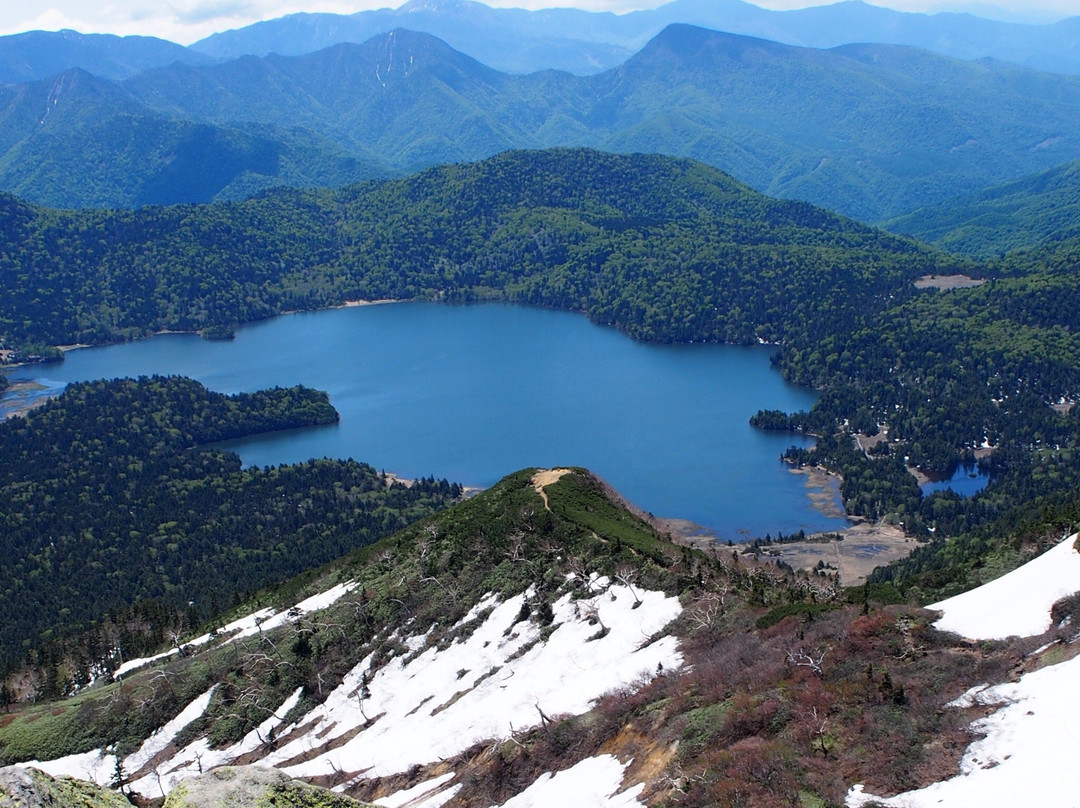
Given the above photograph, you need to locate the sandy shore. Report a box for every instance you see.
[653,464,918,586]
[0,379,52,420]
[340,299,402,307]
[661,515,916,587]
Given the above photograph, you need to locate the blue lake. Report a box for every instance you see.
[920,462,990,498]
[2,302,850,541]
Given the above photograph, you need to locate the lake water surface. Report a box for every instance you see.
[2,303,850,541]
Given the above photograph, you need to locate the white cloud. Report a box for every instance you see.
[0,1,388,44]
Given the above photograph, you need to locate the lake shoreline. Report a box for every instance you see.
[7,300,843,540]
[0,379,51,420]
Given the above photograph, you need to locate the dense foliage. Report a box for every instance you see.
[0,376,461,683]
[883,158,1080,258]
[759,233,1080,596]
[0,148,962,350]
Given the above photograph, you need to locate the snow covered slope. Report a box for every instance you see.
[848,533,1080,807]
[929,533,1080,640]
[22,579,680,803]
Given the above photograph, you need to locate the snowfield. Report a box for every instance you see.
[22,577,679,804]
[848,532,1080,808]
[493,754,645,807]
[929,533,1080,640]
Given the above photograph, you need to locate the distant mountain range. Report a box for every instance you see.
[190,0,1080,77]
[0,29,207,84]
[2,26,1078,220]
[2,0,1079,83]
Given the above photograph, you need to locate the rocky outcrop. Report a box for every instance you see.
[0,765,376,808]
[163,766,375,808]
[0,766,130,808]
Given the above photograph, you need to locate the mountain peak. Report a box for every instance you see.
[399,0,472,12]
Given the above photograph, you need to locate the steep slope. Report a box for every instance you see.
[0,465,1045,808]
[883,158,1080,257]
[850,534,1080,808]
[189,0,1080,77]
[0,68,385,207]
[0,467,691,801]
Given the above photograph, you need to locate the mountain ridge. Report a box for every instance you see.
[4,27,1080,218]
[188,0,1080,77]
[882,158,1080,257]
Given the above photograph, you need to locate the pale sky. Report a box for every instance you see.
[0,0,1073,45]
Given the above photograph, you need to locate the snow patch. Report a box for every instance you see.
[376,771,457,807]
[22,581,679,804]
[113,581,358,677]
[15,749,116,786]
[125,686,217,775]
[847,650,1080,808]
[127,685,305,796]
[261,582,681,780]
[929,533,1080,640]
[493,754,645,807]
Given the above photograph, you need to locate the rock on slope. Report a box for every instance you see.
[164,766,375,807]
[0,765,134,808]
[0,764,374,808]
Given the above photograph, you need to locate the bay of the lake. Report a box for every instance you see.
[2,302,849,541]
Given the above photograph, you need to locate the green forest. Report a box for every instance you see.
[2,147,1080,658]
[0,376,462,688]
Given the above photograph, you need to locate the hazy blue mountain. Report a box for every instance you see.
[190,0,1080,76]
[123,31,580,170]
[0,29,208,83]
[124,27,1080,220]
[5,26,1080,217]
[883,159,1080,257]
[192,0,636,76]
[0,68,386,208]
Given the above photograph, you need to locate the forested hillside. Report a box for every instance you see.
[0,148,962,349]
[0,69,382,209]
[0,376,461,687]
[883,159,1080,258]
[5,26,1080,216]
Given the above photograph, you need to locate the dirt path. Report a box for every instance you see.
[531,468,574,511]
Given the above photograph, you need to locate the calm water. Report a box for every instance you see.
[2,303,849,541]
[921,462,989,498]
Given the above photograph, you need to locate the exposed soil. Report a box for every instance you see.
[914,274,986,290]
[759,522,917,586]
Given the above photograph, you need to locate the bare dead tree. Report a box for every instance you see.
[810,706,830,757]
[786,648,827,676]
[614,563,642,606]
[504,530,528,564]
